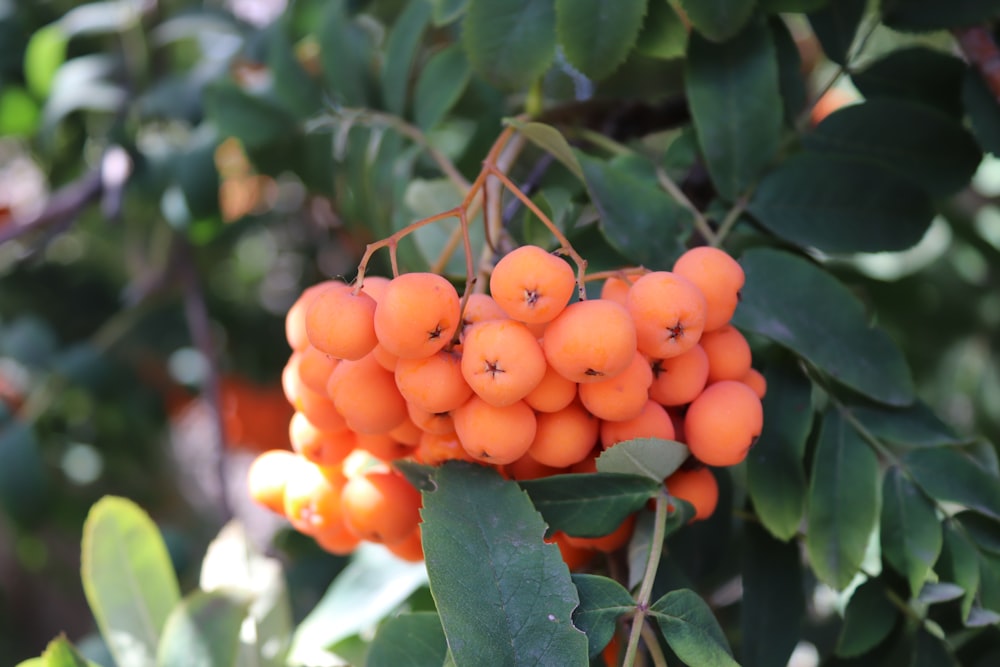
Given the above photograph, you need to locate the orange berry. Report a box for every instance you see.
[407,402,456,435]
[374,273,461,359]
[285,282,338,352]
[578,351,653,422]
[564,514,636,553]
[527,402,600,468]
[524,363,578,413]
[741,368,767,399]
[372,343,399,372]
[454,396,537,464]
[666,467,719,522]
[341,470,422,545]
[667,407,686,444]
[547,531,597,571]
[460,293,509,337]
[359,275,391,303]
[700,325,751,383]
[542,299,637,383]
[328,354,407,434]
[505,453,565,480]
[490,245,576,324]
[649,345,709,407]
[388,415,423,446]
[306,285,378,360]
[283,459,350,537]
[247,449,298,515]
[314,524,362,555]
[601,400,676,449]
[341,448,388,479]
[298,345,339,394]
[685,380,762,466]
[289,411,355,466]
[672,247,745,332]
[297,383,349,433]
[568,447,600,474]
[355,432,416,461]
[386,526,424,562]
[599,273,639,307]
[414,430,475,465]
[627,271,706,359]
[281,351,304,406]
[461,320,547,407]
[395,350,472,413]
[810,87,857,126]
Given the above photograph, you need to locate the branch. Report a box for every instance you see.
[0,169,102,245]
[954,26,1000,103]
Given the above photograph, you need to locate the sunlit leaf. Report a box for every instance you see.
[462,0,556,89]
[596,438,689,481]
[519,473,659,537]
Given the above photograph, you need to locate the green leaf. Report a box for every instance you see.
[649,589,738,666]
[156,590,250,667]
[381,0,432,115]
[957,511,1000,556]
[759,0,829,11]
[0,86,41,136]
[203,82,298,149]
[0,419,49,526]
[805,409,880,590]
[414,44,471,130]
[732,248,915,406]
[578,153,690,268]
[917,582,964,604]
[937,523,980,623]
[678,0,755,42]
[748,152,935,253]
[912,629,959,667]
[420,462,589,665]
[635,0,688,59]
[807,0,865,66]
[366,612,448,667]
[519,473,658,537]
[882,0,1000,32]
[963,68,1000,156]
[289,544,428,663]
[848,401,963,449]
[881,467,943,597]
[905,448,1000,521]
[431,0,470,25]
[851,47,966,119]
[771,17,807,124]
[746,359,813,542]
[979,550,1000,614]
[596,437,689,481]
[37,635,97,667]
[506,119,583,180]
[556,0,646,80]
[741,523,805,667]
[835,578,899,658]
[685,16,783,200]
[24,24,67,98]
[804,98,982,196]
[320,0,374,105]
[81,496,182,667]
[570,574,635,658]
[462,0,556,89]
[268,23,323,119]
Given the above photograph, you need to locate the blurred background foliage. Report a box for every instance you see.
[0,0,999,664]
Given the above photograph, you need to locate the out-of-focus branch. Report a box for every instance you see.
[954,26,1000,103]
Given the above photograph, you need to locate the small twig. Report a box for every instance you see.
[623,489,669,667]
[0,170,103,246]
[640,621,669,667]
[500,154,555,227]
[712,195,750,248]
[655,167,717,245]
[954,26,1000,103]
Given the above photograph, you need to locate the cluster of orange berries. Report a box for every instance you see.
[248,244,764,567]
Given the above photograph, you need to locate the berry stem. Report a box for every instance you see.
[640,621,669,667]
[654,166,717,246]
[711,195,750,249]
[582,267,650,284]
[623,488,670,667]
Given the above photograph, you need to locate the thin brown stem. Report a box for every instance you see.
[655,167,717,245]
[640,621,669,667]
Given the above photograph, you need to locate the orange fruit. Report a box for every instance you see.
[648,344,709,407]
[578,351,653,422]
[672,247,744,332]
[542,299,637,383]
[685,380,762,466]
[527,402,600,468]
[453,396,537,464]
[627,271,706,359]
[374,272,461,359]
[666,467,719,522]
[490,245,576,323]
[461,320,547,407]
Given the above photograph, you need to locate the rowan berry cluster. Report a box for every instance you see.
[248,241,764,568]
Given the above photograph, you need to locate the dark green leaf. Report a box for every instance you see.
[462,0,556,89]
[420,463,589,665]
[635,0,688,59]
[174,130,220,220]
[963,67,1000,155]
[937,523,980,623]
[804,98,982,196]
[957,512,1000,556]
[431,0,469,25]
[759,0,829,11]
[912,629,959,667]
[320,0,374,105]
[507,119,583,180]
[916,582,964,604]
[571,574,635,658]
[882,0,1000,32]
[678,0,755,42]
[596,437,690,481]
[849,401,963,449]
[905,448,1000,521]
[685,17,783,200]
[851,47,966,118]
[414,44,471,130]
[519,473,659,538]
[748,152,936,253]
[156,590,250,667]
[881,467,942,597]
[366,612,448,667]
[741,523,805,667]
[979,550,1000,613]
[578,153,690,268]
[268,23,323,119]
[771,17,807,124]
[556,0,646,80]
[81,496,182,667]
[649,589,737,666]
[747,359,812,541]
[0,419,49,526]
[835,578,898,658]
[965,605,1000,627]
[203,82,298,148]
[807,0,865,66]
[381,0,432,115]
[732,248,915,406]
[806,409,880,590]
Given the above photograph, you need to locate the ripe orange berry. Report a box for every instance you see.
[685,380,762,466]
[542,299,637,383]
[648,345,709,407]
[810,87,857,126]
[601,400,677,449]
[297,383,349,433]
[490,245,576,324]
[527,401,600,468]
[599,274,640,307]
[341,470,422,545]
[547,531,597,571]
[666,467,719,522]
[524,363,578,413]
[281,351,304,406]
[454,396,537,464]
[328,354,407,434]
[372,342,399,372]
[741,368,767,399]
[700,325,752,383]
[388,415,423,446]
[673,247,745,332]
[283,459,350,537]
[285,282,338,352]
[374,273,461,359]
[505,453,565,480]
[386,526,424,562]
[359,275,391,303]
[564,514,636,553]
[414,430,475,465]
[314,523,362,555]
[407,402,456,435]
[460,293,509,337]
[298,345,339,394]
[461,320,547,407]
[578,351,653,422]
[355,432,416,461]
[395,350,472,414]
[247,449,298,515]
[569,448,600,474]
[627,271,707,359]
[306,285,378,360]
[289,411,355,466]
